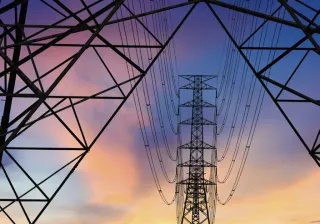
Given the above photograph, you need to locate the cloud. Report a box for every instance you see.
[65,203,129,223]
[39,202,130,224]
[216,168,320,224]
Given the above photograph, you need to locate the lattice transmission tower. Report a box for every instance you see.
[0,0,319,223]
[177,75,217,224]
[0,1,193,223]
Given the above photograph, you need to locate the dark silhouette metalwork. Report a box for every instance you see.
[178,75,216,224]
[0,0,319,223]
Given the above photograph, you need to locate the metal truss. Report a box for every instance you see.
[179,1,319,166]
[93,0,320,164]
[0,0,319,223]
[178,75,216,224]
[204,0,320,166]
[0,0,195,223]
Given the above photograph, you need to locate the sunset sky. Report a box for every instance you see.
[0,0,319,224]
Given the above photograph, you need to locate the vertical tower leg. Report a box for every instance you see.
[0,1,29,168]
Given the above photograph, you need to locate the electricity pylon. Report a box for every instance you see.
[0,1,195,223]
[178,75,217,224]
[0,0,319,223]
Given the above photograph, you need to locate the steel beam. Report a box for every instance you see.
[0,1,28,168]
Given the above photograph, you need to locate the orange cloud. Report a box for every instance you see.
[216,168,320,224]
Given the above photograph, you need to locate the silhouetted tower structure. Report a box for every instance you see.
[178,75,216,224]
[0,0,319,223]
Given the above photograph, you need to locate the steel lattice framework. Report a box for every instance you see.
[178,75,216,224]
[0,1,195,222]
[0,0,319,223]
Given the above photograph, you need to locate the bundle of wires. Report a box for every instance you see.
[115,0,287,223]
[214,0,285,207]
[115,0,181,205]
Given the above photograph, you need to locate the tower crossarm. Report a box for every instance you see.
[179,141,216,150]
